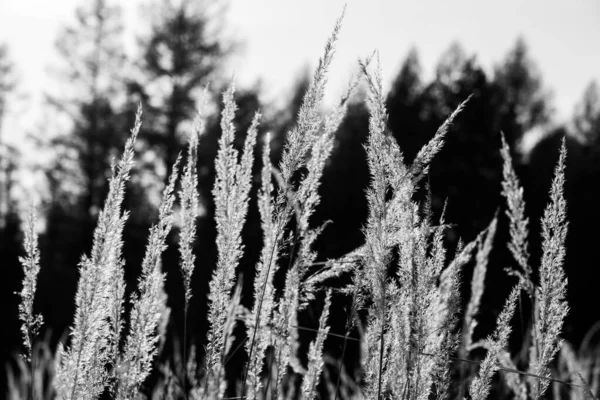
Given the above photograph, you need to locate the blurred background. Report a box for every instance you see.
[1,0,599,397]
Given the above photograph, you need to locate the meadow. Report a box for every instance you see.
[8,11,588,400]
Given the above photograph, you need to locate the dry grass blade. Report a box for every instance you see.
[115,156,181,400]
[410,95,472,183]
[54,104,142,400]
[18,206,43,361]
[500,132,533,294]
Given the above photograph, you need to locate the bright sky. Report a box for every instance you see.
[1,0,599,148]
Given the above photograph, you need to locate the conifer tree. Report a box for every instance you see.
[0,43,16,230]
[47,0,127,236]
[42,0,129,340]
[573,81,600,144]
[386,47,425,163]
[416,43,500,243]
[135,0,230,185]
[0,43,23,363]
[493,37,553,154]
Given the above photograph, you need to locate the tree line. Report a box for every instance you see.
[0,0,599,395]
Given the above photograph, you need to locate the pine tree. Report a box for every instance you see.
[47,0,127,234]
[573,81,600,144]
[0,42,23,366]
[386,47,425,163]
[493,37,552,154]
[0,43,15,129]
[0,43,16,230]
[135,0,230,185]
[417,43,501,244]
[42,0,129,342]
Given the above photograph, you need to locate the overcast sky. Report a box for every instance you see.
[1,0,599,146]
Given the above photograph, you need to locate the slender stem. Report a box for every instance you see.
[241,226,283,397]
[334,298,355,400]
[272,346,283,400]
[243,207,299,398]
[183,299,188,400]
[29,344,35,400]
[377,304,385,400]
[275,222,301,398]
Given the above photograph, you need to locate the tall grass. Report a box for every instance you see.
[11,10,579,400]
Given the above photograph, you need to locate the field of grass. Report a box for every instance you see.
[8,10,590,400]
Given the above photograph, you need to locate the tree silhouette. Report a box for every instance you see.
[47,0,127,231]
[135,0,231,186]
[0,43,17,230]
[41,0,129,345]
[573,80,600,145]
[493,37,553,157]
[417,43,502,242]
[386,47,426,164]
[0,43,23,370]
[0,43,15,127]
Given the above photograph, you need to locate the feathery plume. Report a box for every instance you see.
[529,137,569,399]
[179,95,206,305]
[301,290,332,399]
[18,206,43,361]
[358,53,473,399]
[244,132,277,398]
[500,132,533,294]
[244,11,348,397]
[178,92,207,396]
[470,284,521,400]
[279,5,345,186]
[206,82,260,394]
[464,214,498,351]
[115,156,181,400]
[411,95,471,183]
[54,105,141,400]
